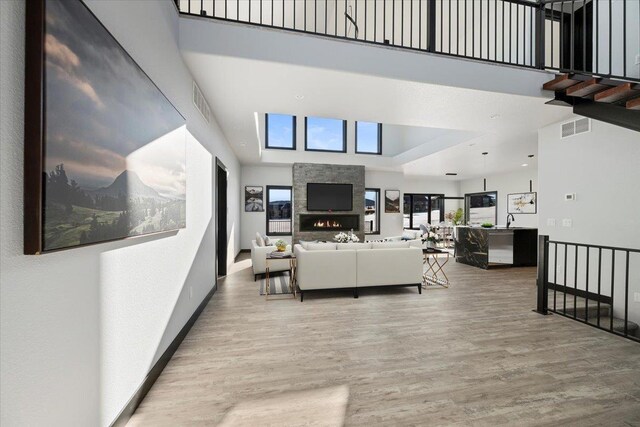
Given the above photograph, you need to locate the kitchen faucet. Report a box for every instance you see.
[506,214,515,229]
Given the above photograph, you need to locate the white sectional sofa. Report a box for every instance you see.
[293,241,424,301]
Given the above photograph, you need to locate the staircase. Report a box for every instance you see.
[542,74,640,132]
[548,291,640,338]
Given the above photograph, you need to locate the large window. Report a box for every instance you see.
[465,191,497,225]
[265,113,296,150]
[305,117,347,152]
[266,186,292,235]
[403,193,445,229]
[364,188,380,234]
[356,122,382,155]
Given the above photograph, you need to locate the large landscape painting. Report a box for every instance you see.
[33,0,186,252]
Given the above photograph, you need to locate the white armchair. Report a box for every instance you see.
[251,240,292,280]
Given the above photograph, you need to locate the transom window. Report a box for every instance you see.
[266,186,292,236]
[364,188,380,234]
[265,113,296,150]
[356,122,382,155]
[403,193,445,230]
[305,117,347,153]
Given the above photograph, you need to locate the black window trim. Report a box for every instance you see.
[355,122,383,155]
[265,185,293,236]
[304,116,347,153]
[364,188,381,235]
[265,113,297,151]
[403,193,445,230]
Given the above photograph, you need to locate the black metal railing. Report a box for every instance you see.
[536,235,640,342]
[175,1,640,83]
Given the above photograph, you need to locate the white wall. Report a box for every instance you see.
[240,165,293,247]
[460,168,539,228]
[538,116,640,326]
[0,1,240,426]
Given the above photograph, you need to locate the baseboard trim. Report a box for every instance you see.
[110,281,218,427]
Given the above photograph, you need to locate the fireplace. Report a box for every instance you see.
[299,214,360,232]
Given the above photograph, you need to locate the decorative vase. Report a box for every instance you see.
[426,240,434,248]
[276,244,286,252]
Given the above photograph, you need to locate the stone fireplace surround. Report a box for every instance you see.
[293,163,365,243]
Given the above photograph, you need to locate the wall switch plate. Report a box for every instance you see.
[564,193,576,201]
[636,54,640,65]
[635,292,640,303]
[562,218,572,227]
[547,218,556,226]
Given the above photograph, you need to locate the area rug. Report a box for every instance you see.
[258,272,292,295]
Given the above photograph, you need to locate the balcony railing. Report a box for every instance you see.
[176,0,639,83]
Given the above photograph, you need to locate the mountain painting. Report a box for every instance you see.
[30,0,186,252]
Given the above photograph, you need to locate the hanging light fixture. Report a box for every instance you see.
[482,152,488,191]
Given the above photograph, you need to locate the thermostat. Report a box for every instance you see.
[564,193,576,201]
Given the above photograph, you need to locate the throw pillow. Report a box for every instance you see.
[371,241,410,249]
[264,236,272,246]
[255,232,265,247]
[299,239,318,250]
[306,243,337,251]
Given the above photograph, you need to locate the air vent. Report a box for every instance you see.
[192,81,211,123]
[561,118,591,139]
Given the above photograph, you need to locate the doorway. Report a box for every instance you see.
[216,158,228,278]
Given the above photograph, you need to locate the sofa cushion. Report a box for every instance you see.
[299,239,319,250]
[264,236,272,246]
[306,243,337,251]
[336,242,372,250]
[255,232,265,247]
[371,241,410,249]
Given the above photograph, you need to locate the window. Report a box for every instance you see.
[403,193,445,229]
[266,186,292,235]
[465,191,497,225]
[265,113,296,150]
[364,188,380,234]
[356,122,382,154]
[305,117,347,152]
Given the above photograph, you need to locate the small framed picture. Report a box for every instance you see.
[385,190,401,213]
[245,186,264,212]
[507,192,537,214]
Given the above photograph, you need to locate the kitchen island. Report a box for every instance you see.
[454,226,538,269]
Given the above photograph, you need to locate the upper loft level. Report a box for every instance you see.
[174,0,639,84]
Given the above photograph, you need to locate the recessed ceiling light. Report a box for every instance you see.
[482,152,488,155]
[528,154,535,158]
[294,94,305,100]
[445,173,458,176]
[240,142,246,147]
[469,143,476,146]
[521,163,528,167]
[490,114,500,119]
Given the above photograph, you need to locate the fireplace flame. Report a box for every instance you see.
[313,220,342,228]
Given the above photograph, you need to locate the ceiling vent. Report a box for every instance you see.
[561,117,590,139]
[192,81,211,123]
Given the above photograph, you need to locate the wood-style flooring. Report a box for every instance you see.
[127,253,640,426]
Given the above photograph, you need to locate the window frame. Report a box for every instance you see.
[304,116,347,153]
[265,113,297,151]
[464,191,498,225]
[355,122,382,155]
[403,193,445,230]
[364,188,381,235]
[265,185,293,236]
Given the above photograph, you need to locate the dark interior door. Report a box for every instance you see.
[216,159,228,277]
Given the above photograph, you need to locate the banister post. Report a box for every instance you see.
[426,0,436,53]
[535,4,545,69]
[536,234,550,314]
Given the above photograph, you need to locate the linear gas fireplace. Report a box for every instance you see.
[299,214,360,232]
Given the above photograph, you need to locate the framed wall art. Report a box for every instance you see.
[24,0,186,253]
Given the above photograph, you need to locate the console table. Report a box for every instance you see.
[422,248,450,288]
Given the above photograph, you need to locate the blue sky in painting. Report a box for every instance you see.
[306,117,344,151]
[267,114,294,148]
[357,122,380,153]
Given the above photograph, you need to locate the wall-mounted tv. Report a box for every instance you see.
[307,183,353,211]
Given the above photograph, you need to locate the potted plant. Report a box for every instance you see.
[275,239,287,252]
[481,222,494,228]
[422,231,440,248]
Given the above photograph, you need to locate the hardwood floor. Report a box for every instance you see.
[127,254,640,426]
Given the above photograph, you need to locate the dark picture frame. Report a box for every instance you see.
[245,186,264,212]
[24,0,186,254]
[385,190,401,213]
[507,192,538,214]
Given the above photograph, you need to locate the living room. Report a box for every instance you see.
[2,0,639,426]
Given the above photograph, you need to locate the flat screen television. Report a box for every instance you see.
[307,183,353,211]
